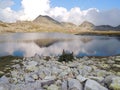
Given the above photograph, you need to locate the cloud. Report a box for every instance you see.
[0,0,14,9]
[0,0,23,22]
[0,0,120,26]
[20,0,50,20]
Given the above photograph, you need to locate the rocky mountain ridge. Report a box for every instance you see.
[0,15,120,33]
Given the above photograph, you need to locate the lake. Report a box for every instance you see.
[0,32,120,57]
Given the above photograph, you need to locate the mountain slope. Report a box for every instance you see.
[78,21,95,30]
[78,21,120,31]
[33,15,61,25]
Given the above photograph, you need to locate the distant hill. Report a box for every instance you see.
[79,21,120,31]
[79,21,95,30]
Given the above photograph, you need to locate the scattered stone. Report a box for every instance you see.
[0,55,120,90]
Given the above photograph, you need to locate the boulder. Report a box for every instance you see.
[25,61,38,72]
[109,77,120,90]
[76,75,87,83]
[68,79,83,90]
[61,81,67,90]
[0,84,10,90]
[84,79,108,90]
[47,84,59,90]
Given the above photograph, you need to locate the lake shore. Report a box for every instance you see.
[0,55,120,90]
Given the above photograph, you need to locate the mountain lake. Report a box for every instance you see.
[0,32,120,57]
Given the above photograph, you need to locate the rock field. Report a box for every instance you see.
[0,55,120,90]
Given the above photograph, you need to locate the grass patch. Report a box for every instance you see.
[76,31,120,36]
[0,55,23,77]
[58,50,74,62]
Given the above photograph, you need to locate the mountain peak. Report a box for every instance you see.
[80,21,95,27]
[79,21,95,30]
[33,15,61,25]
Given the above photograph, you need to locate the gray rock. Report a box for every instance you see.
[84,79,108,90]
[104,75,116,86]
[76,75,87,83]
[25,75,35,83]
[88,76,104,83]
[47,84,59,90]
[55,80,62,86]
[25,61,38,71]
[61,81,68,90]
[34,54,40,61]
[41,80,55,87]
[0,76,9,84]
[0,84,10,90]
[107,60,115,64]
[31,74,39,80]
[68,63,78,68]
[68,79,83,90]
[44,76,56,81]
[104,76,120,90]
[38,71,46,79]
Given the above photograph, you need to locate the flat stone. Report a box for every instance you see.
[25,61,38,72]
[107,60,115,64]
[109,77,120,90]
[113,64,120,68]
[76,75,87,83]
[84,79,108,90]
[0,84,11,90]
[88,76,104,83]
[61,81,68,90]
[44,76,56,81]
[68,79,83,90]
[0,76,9,84]
[25,75,35,83]
[47,84,59,90]
[41,80,55,87]
[104,75,116,86]
[31,74,39,80]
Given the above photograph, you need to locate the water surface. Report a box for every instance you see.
[0,32,120,57]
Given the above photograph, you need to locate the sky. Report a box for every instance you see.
[0,0,120,26]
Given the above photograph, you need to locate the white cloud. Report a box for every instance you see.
[0,0,120,26]
[0,0,14,9]
[20,0,50,20]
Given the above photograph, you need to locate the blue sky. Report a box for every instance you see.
[50,0,120,10]
[12,0,120,11]
[11,0,21,11]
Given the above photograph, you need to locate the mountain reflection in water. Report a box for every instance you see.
[0,32,120,57]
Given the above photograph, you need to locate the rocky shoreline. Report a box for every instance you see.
[0,55,120,90]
